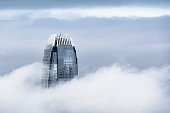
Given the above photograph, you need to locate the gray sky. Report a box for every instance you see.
[0,0,170,75]
[1,0,170,9]
[0,16,170,75]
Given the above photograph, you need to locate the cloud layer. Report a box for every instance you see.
[1,7,170,20]
[0,62,170,113]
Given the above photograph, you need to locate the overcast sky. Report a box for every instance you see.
[0,0,170,75]
[1,0,170,9]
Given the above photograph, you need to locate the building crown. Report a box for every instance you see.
[48,34,74,46]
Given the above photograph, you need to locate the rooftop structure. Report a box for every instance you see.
[41,34,78,88]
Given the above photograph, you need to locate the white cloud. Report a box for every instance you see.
[0,7,170,20]
[0,62,170,113]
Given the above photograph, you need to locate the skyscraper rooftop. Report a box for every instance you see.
[48,34,74,46]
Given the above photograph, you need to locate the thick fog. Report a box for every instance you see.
[0,62,170,113]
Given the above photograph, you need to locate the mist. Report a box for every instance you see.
[0,62,170,113]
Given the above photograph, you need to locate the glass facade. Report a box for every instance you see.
[41,34,78,88]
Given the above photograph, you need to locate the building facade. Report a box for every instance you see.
[41,34,78,87]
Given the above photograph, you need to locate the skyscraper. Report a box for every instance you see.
[41,34,78,88]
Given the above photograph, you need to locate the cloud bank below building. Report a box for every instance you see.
[0,62,170,113]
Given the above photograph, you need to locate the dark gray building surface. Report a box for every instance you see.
[41,34,78,87]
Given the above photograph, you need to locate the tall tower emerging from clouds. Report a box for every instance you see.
[42,34,78,88]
